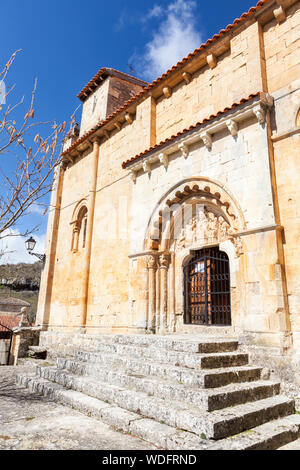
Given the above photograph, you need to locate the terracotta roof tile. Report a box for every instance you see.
[62,0,270,157]
[122,93,260,168]
[77,68,149,101]
[0,315,20,330]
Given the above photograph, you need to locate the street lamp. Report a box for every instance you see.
[25,237,46,263]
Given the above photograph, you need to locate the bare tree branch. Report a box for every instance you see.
[0,51,76,254]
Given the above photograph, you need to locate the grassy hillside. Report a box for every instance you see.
[0,262,42,324]
[0,262,42,285]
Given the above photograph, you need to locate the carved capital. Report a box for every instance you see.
[159,253,170,269]
[200,132,212,150]
[253,104,265,125]
[229,235,243,257]
[226,119,238,137]
[178,142,189,159]
[147,254,158,269]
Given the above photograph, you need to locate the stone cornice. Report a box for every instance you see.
[127,94,273,180]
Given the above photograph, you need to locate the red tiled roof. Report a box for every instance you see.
[62,0,271,157]
[77,68,149,101]
[0,315,20,331]
[122,93,261,168]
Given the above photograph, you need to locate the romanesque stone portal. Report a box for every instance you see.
[36,0,300,387]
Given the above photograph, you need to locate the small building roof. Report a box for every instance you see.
[0,315,21,331]
[0,297,30,307]
[77,68,149,102]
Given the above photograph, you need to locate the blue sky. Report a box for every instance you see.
[0,0,257,263]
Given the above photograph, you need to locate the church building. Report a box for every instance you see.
[36,0,300,386]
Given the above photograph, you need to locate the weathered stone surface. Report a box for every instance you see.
[28,346,47,360]
[0,365,154,450]
[16,333,300,448]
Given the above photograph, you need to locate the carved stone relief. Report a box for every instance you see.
[175,206,242,256]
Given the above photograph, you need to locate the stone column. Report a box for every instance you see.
[159,253,170,333]
[35,163,65,329]
[80,137,101,331]
[72,222,80,252]
[169,252,176,332]
[147,254,158,333]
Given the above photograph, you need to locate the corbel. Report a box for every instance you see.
[114,121,122,131]
[226,119,239,137]
[86,139,93,151]
[253,104,266,125]
[69,154,76,163]
[207,53,217,69]
[143,160,151,175]
[163,86,172,99]
[178,142,189,159]
[182,72,191,84]
[104,129,110,140]
[130,169,137,183]
[90,135,101,145]
[64,154,74,165]
[273,5,286,23]
[125,112,134,125]
[200,132,212,150]
[159,152,168,169]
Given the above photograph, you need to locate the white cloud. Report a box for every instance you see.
[29,203,46,216]
[137,0,203,81]
[143,4,163,21]
[0,230,46,265]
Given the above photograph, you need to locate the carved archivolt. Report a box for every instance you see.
[145,178,245,257]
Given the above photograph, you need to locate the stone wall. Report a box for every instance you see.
[36,0,300,370]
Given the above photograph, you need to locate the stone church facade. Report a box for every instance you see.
[36,0,300,385]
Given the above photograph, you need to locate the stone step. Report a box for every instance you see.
[16,373,209,450]
[57,356,262,389]
[40,332,238,357]
[52,362,278,411]
[278,436,300,450]
[16,373,299,450]
[32,367,294,439]
[209,415,300,450]
[75,347,249,370]
[93,334,239,353]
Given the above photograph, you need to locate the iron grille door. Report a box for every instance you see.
[184,247,231,326]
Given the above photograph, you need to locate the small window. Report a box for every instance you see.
[71,206,88,252]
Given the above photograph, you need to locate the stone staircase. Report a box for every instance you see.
[16,334,300,450]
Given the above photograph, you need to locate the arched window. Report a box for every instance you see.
[71,206,88,252]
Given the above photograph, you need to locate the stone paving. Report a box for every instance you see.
[0,362,155,451]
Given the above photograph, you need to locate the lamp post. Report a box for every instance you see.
[25,237,46,264]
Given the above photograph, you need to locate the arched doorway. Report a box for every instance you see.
[142,178,244,332]
[183,247,231,326]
